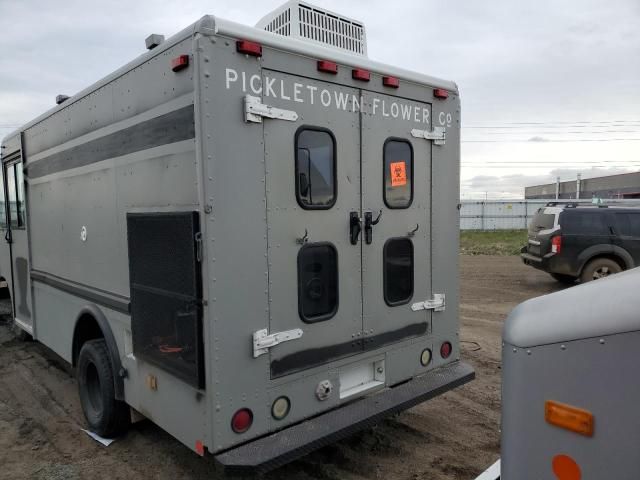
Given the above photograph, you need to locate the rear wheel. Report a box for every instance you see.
[550,273,577,284]
[580,257,622,283]
[77,339,130,437]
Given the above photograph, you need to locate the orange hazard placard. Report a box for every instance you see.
[390,161,407,187]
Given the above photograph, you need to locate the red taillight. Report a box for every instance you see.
[236,40,262,57]
[383,76,399,88]
[171,55,189,72]
[352,68,370,81]
[231,408,253,433]
[434,88,449,99]
[552,235,562,254]
[440,341,452,359]
[317,60,338,74]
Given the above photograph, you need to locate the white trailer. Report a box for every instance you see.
[0,2,471,471]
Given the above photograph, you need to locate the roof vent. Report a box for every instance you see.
[256,1,367,57]
[145,34,165,50]
[55,94,69,105]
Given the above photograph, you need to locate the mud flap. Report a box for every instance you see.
[215,361,475,474]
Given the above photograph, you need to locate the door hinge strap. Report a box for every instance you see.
[411,294,446,312]
[253,328,303,358]
[244,95,299,123]
[411,126,446,146]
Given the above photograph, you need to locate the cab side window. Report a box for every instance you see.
[4,162,25,229]
[384,139,413,209]
[295,128,336,209]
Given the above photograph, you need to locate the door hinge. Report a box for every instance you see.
[253,328,303,358]
[411,294,446,312]
[244,95,299,123]
[411,126,446,146]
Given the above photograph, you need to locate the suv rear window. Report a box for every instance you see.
[529,210,556,234]
[560,211,610,235]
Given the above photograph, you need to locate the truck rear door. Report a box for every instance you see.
[263,71,363,378]
[360,92,432,349]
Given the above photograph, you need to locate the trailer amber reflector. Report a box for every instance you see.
[552,454,582,480]
[434,88,449,99]
[545,400,594,437]
[236,40,262,57]
[383,76,400,88]
[231,408,253,433]
[317,60,338,74]
[171,55,189,72]
[352,68,370,81]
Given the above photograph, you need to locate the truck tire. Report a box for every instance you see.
[580,257,622,283]
[77,339,130,438]
[550,273,576,284]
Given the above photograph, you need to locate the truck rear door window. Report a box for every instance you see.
[295,128,336,209]
[384,238,414,305]
[384,139,413,209]
[297,243,338,322]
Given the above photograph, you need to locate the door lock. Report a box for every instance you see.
[349,212,361,245]
[364,210,382,245]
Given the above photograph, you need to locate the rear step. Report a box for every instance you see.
[215,361,475,474]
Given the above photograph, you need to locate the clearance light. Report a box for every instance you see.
[552,454,582,480]
[271,396,291,420]
[420,348,432,366]
[551,235,562,254]
[434,88,449,99]
[236,40,262,57]
[545,400,594,437]
[383,76,400,88]
[171,55,189,72]
[352,68,370,82]
[317,60,338,74]
[440,341,452,359]
[231,408,253,433]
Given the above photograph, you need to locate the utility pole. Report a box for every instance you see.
[555,176,560,200]
[576,173,582,200]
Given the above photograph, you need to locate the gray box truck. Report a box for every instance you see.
[0,1,472,471]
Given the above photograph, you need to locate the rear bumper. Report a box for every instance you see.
[215,361,475,474]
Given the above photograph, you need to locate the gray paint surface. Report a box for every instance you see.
[503,266,640,348]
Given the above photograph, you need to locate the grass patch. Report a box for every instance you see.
[460,229,528,256]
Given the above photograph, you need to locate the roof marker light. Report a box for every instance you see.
[352,68,370,82]
[317,60,338,74]
[171,55,189,72]
[434,88,449,99]
[236,40,262,57]
[383,76,399,88]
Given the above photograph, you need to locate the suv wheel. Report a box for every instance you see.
[580,258,622,283]
[77,339,130,438]
[550,273,576,284]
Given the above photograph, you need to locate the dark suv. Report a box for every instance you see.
[521,204,640,283]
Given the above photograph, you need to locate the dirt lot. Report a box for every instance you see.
[0,255,566,480]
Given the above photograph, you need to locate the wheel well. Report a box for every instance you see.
[582,254,626,273]
[72,313,104,367]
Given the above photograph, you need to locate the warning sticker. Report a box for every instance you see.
[390,161,407,187]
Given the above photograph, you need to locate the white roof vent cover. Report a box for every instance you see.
[256,1,368,57]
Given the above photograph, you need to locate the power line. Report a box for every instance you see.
[464,120,640,126]
[460,138,640,144]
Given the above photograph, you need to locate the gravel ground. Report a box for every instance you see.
[0,256,566,480]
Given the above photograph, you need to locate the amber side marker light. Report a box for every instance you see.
[545,400,594,437]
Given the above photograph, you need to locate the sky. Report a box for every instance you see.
[1,0,639,198]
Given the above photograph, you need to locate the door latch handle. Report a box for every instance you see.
[4,229,12,244]
[364,210,382,245]
[349,212,361,245]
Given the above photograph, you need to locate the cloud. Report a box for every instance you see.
[528,136,549,142]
